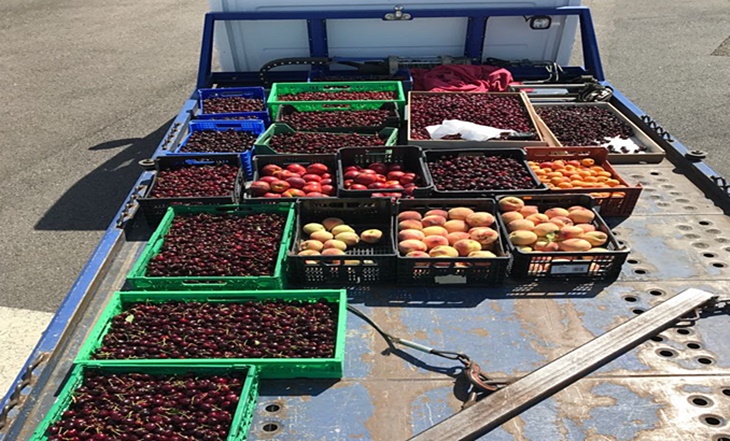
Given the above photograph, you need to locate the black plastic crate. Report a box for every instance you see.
[137,155,243,226]
[337,146,434,198]
[245,153,338,203]
[276,102,401,134]
[423,148,547,198]
[289,198,397,286]
[496,194,629,281]
[395,199,509,285]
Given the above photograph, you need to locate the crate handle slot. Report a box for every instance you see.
[321,104,352,109]
[322,85,352,91]
[181,280,228,286]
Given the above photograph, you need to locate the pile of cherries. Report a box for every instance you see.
[93,299,338,360]
[45,370,247,441]
[410,94,536,140]
[281,109,392,130]
[278,90,397,101]
[535,105,646,151]
[269,132,385,154]
[427,154,541,192]
[148,165,238,199]
[145,212,286,277]
[179,130,257,153]
[202,96,264,114]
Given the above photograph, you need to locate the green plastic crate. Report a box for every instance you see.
[254,123,398,155]
[127,204,295,291]
[29,364,259,441]
[74,290,347,379]
[267,81,406,116]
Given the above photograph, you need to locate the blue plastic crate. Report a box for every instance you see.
[169,120,266,180]
[197,87,271,124]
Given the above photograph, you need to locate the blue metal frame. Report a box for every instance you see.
[196,6,604,89]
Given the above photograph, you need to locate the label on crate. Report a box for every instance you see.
[550,263,591,275]
[434,275,468,284]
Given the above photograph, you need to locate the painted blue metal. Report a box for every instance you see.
[464,16,487,60]
[307,19,328,58]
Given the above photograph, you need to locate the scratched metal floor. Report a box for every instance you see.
[5,160,730,441]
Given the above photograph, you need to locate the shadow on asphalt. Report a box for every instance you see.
[34,119,172,231]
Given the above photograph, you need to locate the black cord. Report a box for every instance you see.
[346,304,396,346]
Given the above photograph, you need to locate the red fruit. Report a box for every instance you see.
[321,173,331,180]
[388,164,403,172]
[344,170,360,180]
[344,166,360,173]
[376,174,387,183]
[286,163,307,175]
[372,192,385,197]
[302,174,322,182]
[360,169,377,174]
[270,180,291,193]
[368,182,386,189]
[368,162,388,175]
[259,176,279,184]
[283,188,306,197]
[306,163,329,175]
[387,171,405,181]
[302,182,322,194]
[404,186,416,196]
[262,164,282,176]
[304,192,326,197]
[277,170,301,180]
[400,173,416,185]
[263,192,282,198]
[344,179,354,188]
[320,178,332,185]
[285,177,307,189]
[351,184,368,190]
[355,173,378,186]
[321,184,335,195]
[386,182,404,189]
[249,181,270,197]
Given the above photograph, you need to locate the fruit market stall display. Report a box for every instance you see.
[247,154,338,200]
[532,102,665,163]
[395,199,509,285]
[288,198,396,286]
[337,146,433,198]
[74,290,347,378]
[136,154,244,226]
[127,204,295,290]
[497,195,629,280]
[253,123,398,155]
[407,91,548,147]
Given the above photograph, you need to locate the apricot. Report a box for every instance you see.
[507,219,536,232]
[398,229,425,242]
[429,245,459,258]
[422,226,448,237]
[443,219,469,233]
[501,211,524,224]
[581,231,608,247]
[447,232,471,246]
[423,235,450,250]
[558,238,592,252]
[509,230,538,246]
[465,212,495,228]
[421,215,447,227]
[498,197,525,212]
[425,209,448,218]
[448,207,475,220]
[399,219,423,231]
[398,211,423,222]
[453,239,482,257]
[399,239,427,255]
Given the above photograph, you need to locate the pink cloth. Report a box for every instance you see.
[411,65,515,92]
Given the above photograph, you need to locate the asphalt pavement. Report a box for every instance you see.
[0,0,728,395]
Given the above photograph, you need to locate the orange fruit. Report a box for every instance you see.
[581,158,595,166]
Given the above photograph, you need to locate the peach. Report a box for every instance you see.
[299,240,324,252]
[309,230,334,242]
[500,211,524,224]
[335,232,360,247]
[447,207,475,220]
[399,219,423,231]
[398,211,423,221]
[568,209,595,224]
[581,231,608,247]
[429,245,459,258]
[447,232,471,246]
[422,226,448,237]
[297,249,321,256]
[534,240,559,252]
[533,222,560,237]
[519,205,539,217]
[509,230,538,246]
[303,223,325,235]
[331,225,355,235]
[323,239,347,251]
[421,215,447,227]
[549,216,574,228]
[322,217,345,231]
[507,219,535,232]
[423,235,450,250]
[425,209,448,219]
[443,219,469,233]
[568,205,588,212]
[465,212,495,228]
[405,251,430,258]
[454,239,482,257]
[399,229,425,242]
[399,239,428,255]
[498,196,525,212]
[558,238,592,252]
[468,250,496,258]
[558,226,585,240]
[544,207,570,219]
[575,223,596,233]
[360,229,383,244]
[525,213,550,225]
[469,227,499,246]
[321,248,345,255]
